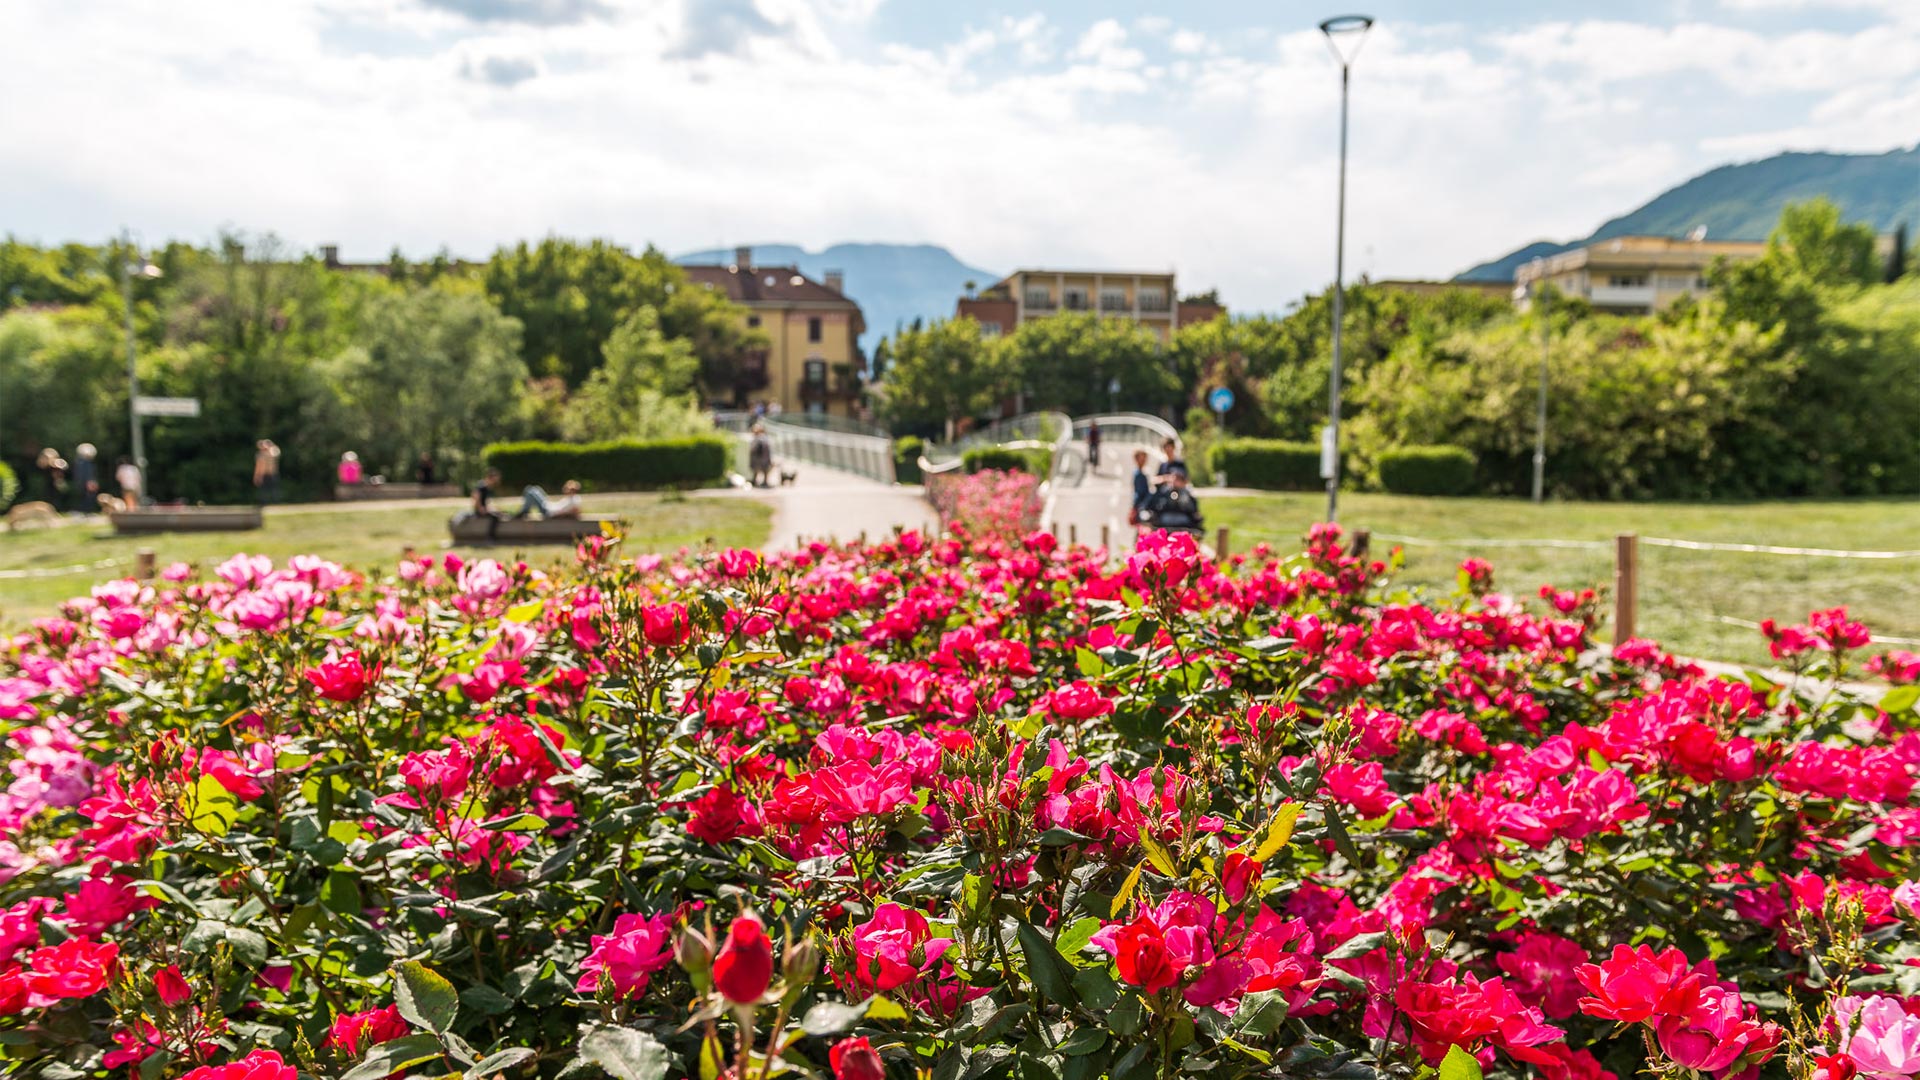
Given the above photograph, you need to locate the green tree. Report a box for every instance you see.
[1003,313,1177,417]
[323,280,531,483]
[560,307,709,442]
[1770,198,1880,287]
[875,319,1015,438]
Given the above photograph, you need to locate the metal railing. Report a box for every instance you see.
[715,412,896,485]
[919,412,1073,478]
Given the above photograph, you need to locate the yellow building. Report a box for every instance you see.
[1512,236,1767,314]
[956,269,1224,342]
[683,247,867,416]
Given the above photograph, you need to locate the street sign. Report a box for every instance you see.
[1207,386,1235,414]
[134,396,201,418]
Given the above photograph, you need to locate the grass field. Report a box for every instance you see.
[1207,491,1920,666]
[0,494,772,625]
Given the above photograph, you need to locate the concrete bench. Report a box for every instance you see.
[335,482,463,501]
[110,507,264,534]
[447,515,622,545]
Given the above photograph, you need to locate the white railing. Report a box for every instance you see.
[919,412,1073,478]
[715,413,896,485]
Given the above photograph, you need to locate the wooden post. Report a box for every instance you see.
[1069,523,1078,546]
[1100,523,1110,551]
[1051,520,1061,538]
[1353,529,1371,559]
[1215,526,1230,560]
[1614,533,1639,643]
[135,548,155,580]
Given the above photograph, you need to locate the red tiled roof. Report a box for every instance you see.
[682,264,857,306]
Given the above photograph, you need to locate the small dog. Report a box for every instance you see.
[97,493,129,515]
[778,469,799,486]
[4,501,61,529]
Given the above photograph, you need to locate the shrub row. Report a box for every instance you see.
[893,436,925,484]
[1377,444,1478,496]
[962,445,1054,478]
[482,436,732,492]
[0,461,16,512]
[1206,439,1321,491]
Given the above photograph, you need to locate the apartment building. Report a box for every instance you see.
[1512,236,1767,314]
[682,247,867,416]
[955,269,1224,341]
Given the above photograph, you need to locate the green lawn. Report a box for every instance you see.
[0,494,771,625]
[1207,491,1920,666]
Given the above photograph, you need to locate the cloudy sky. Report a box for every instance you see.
[2,0,1916,309]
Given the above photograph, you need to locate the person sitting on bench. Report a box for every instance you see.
[515,480,583,520]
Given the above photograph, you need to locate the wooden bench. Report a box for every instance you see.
[447,515,622,545]
[109,507,264,534]
[335,482,463,501]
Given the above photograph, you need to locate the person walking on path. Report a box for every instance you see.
[1086,420,1102,471]
[115,457,142,506]
[253,440,282,504]
[748,423,774,488]
[1130,449,1152,528]
[1152,438,1187,488]
[70,444,98,513]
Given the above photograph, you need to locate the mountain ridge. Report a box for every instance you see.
[1456,145,1920,282]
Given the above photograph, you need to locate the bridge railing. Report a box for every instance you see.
[919,412,1073,477]
[714,412,896,485]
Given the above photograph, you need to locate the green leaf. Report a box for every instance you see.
[800,999,869,1036]
[1074,646,1107,678]
[1232,988,1291,1037]
[1015,922,1080,1007]
[1323,803,1360,864]
[576,1024,674,1080]
[1057,1028,1107,1057]
[393,960,459,1034]
[460,984,516,1016]
[1881,684,1919,714]
[1054,916,1103,964]
[188,775,240,836]
[1110,860,1145,917]
[340,1035,446,1080]
[1440,1045,1484,1080]
[1249,802,1303,862]
[470,1048,536,1080]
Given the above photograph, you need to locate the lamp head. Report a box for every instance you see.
[1319,14,1375,66]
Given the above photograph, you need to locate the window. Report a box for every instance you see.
[1064,287,1089,311]
[746,315,761,328]
[1607,274,1649,289]
[980,321,1003,337]
[807,316,822,342]
[1100,289,1129,312]
[804,359,827,387]
[1657,273,1695,289]
[1137,287,1168,312]
[1024,286,1053,309]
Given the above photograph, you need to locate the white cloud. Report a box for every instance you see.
[0,0,1913,314]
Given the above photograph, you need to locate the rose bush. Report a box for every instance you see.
[0,524,1916,1080]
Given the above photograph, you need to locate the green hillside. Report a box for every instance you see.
[1458,145,1919,282]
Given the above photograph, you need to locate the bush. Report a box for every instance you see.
[893,435,925,484]
[962,444,1053,478]
[1207,438,1321,490]
[0,461,16,512]
[483,436,731,492]
[1378,444,1478,495]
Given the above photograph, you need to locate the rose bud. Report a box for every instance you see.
[154,964,193,1008]
[712,915,774,1005]
[831,1036,887,1080]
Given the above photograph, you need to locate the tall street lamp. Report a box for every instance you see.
[1530,272,1551,504]
[1318,13,1373,524]
[119,229,162,499]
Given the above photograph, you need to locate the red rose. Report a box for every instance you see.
[1575,944,1703,1024]
[153,964,192,1008]
[831,1036,887,1080]
[304,651,380,702]
[712,915,774,1004]
[26,938,118,1000]
[180,1048,298,1080]
[326,1004,411,1055]
[642,603,692,648]
[1112,915,1179,993]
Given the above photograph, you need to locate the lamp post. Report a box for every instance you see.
[118,230,162,500]
[1531,273,1550,504]
[1318,14,1373,524]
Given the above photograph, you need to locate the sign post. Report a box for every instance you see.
[133,396,201,418]
[1208,387,1235,487]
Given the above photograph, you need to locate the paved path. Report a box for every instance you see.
[1043,441,1153,555]
[719,466,932,551]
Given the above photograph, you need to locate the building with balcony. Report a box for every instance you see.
[682,247,867,416]
[955,269,1224,341]
[1512,236,1768,314]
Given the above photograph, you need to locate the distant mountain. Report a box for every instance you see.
[1456,145,1920,282]
[675,242,998,353]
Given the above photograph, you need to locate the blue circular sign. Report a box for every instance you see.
[1208,386,1236,413]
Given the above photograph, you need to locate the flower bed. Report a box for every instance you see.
[0,527,1916,1080]
[925,468,1044,543]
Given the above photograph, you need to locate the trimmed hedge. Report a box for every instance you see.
[893,436,925,484]
[1207,439,1321,491]
[0,461,16,512]
[962,445,1054,478]
[1378,444,1478,496]
[483,436,732,492]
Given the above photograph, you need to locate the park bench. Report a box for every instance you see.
[109,506,264,534]
[447,515,622,546]
[335,482,463,501]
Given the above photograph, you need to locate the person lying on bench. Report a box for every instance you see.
[514,480,583,520]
